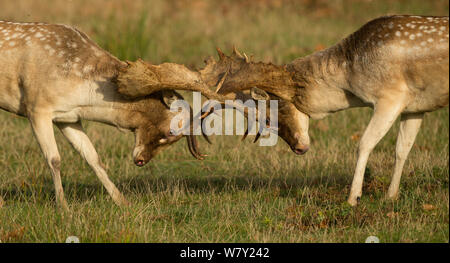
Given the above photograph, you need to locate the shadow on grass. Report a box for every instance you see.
[2,163,447,205]
[0,165,354,203]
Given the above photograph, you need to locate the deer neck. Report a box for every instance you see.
[75,79,148,131]
[288,46,367,119]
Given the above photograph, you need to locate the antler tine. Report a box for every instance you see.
[200,106,214,119]
[253,129,262,143]
[202,130,212,144]
[216,47,226,60]
[232,45,244,59]
[215,71,228,93]
[243,52,250,63]
[241,127,249,141]
[186,135,204,160]
[200,107,213,145]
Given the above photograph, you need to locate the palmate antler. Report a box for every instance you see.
[115,59,228,101]
[114,56,246,157]
[115,46,288,146]
[199,47,277,144]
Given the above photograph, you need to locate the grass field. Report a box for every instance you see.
[0,0,448,243]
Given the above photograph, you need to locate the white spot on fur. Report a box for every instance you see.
[74,70,83,77]
[34,32,43,38]
[82,65,94,74]
[395,31,401,37]
[409,34,415,40]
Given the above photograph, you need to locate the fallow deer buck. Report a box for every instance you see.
[199,15,449,206]
[198,47,310,152]
[0,21,217,209]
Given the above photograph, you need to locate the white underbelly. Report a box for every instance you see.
[404,84,449,113]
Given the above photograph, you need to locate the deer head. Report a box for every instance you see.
[123,90,205,166]
[198,48,310,154]
[115,50,310,156]
[114,59,227,164]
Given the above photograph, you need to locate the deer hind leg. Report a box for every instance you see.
[29,113,68,210]
[348,97,407,206]
[56,122,129,206]
[0,194,4,208]
[387,113,423,200]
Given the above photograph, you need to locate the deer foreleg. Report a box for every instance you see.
[57,122,129,206]
[29,114,68,210]
[348,97,407,206]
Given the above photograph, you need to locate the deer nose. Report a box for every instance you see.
[292,145,309,155]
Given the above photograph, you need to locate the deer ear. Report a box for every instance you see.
[161,90,179,108]
[250,87,270,100]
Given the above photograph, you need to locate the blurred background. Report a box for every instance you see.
[1,0,448,66]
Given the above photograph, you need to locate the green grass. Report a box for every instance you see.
[0,0,448,242]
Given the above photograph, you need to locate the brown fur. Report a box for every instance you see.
[194,48,310,153]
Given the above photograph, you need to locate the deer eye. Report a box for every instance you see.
[169,129,177,136]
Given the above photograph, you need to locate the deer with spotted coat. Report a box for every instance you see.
[0,21,218,209]
[195,15,449,206]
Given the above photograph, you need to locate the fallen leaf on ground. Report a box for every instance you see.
[351,133,361,141]
[422,204,436,211]
[386,211,398,218]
